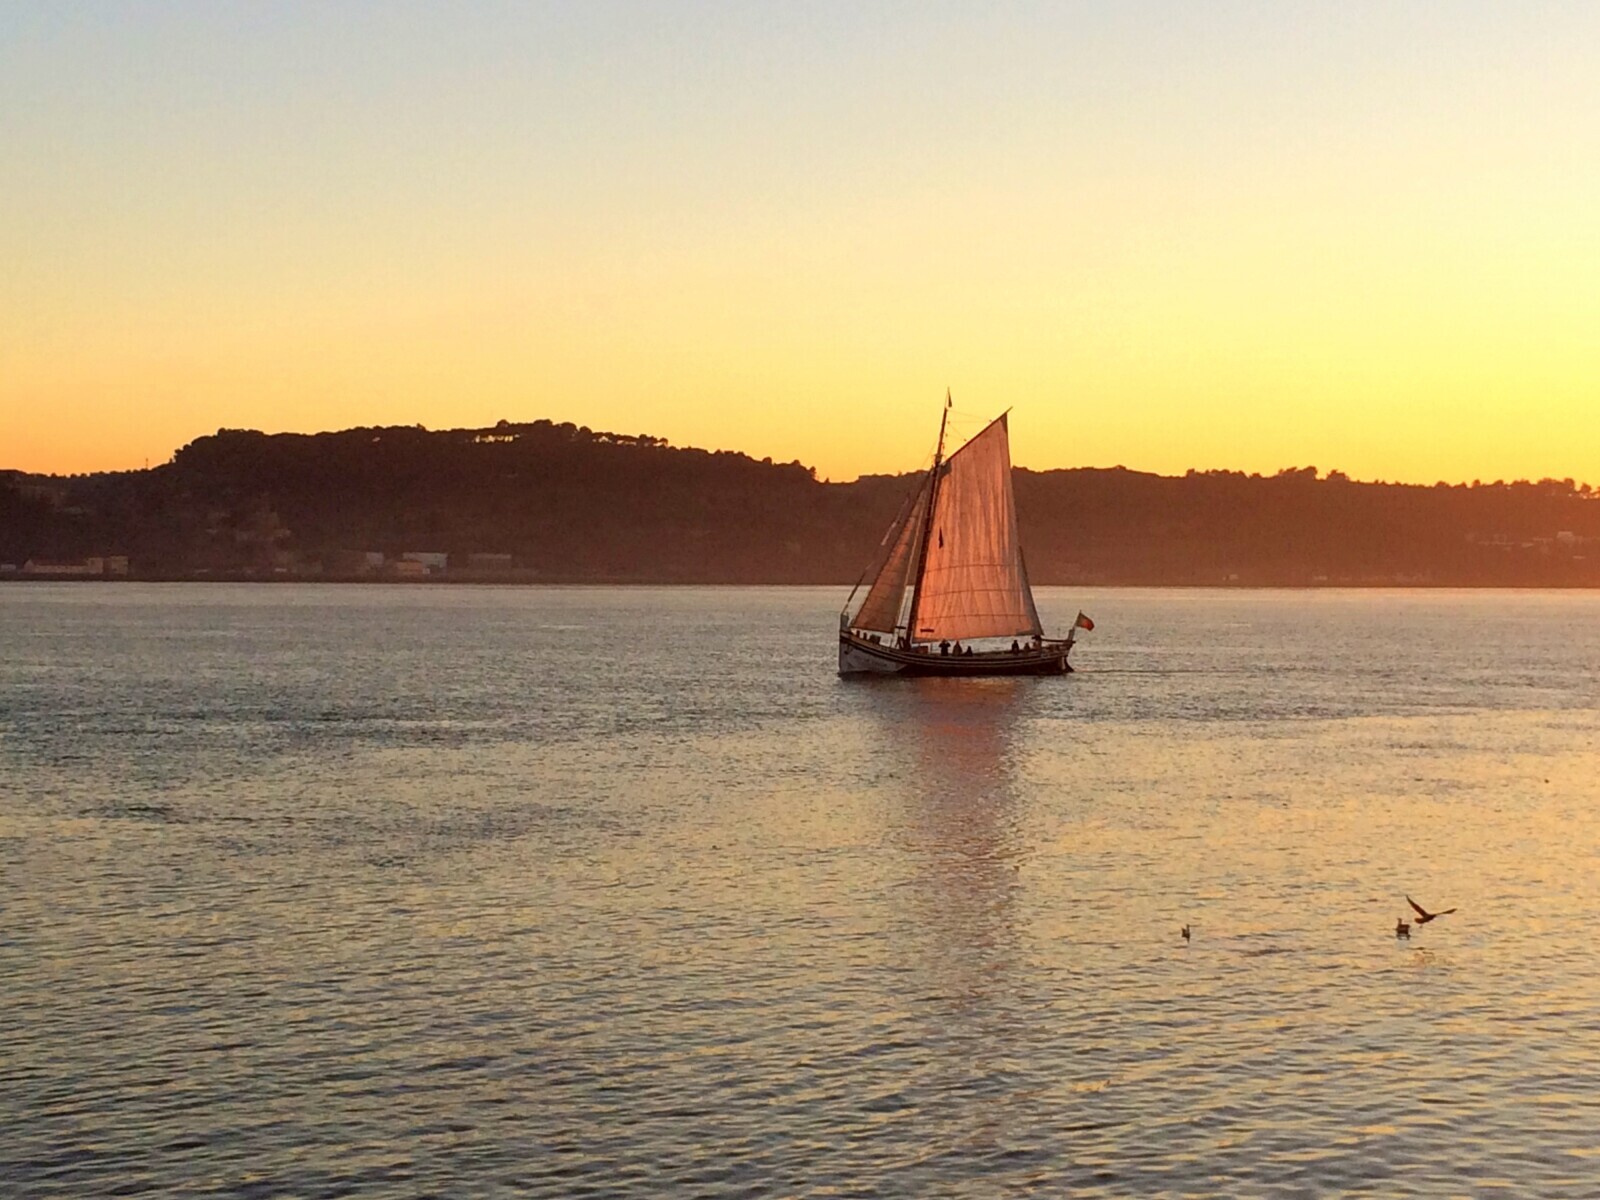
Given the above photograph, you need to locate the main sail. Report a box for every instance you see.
[851,477,928,633]
[909,413,1042,643]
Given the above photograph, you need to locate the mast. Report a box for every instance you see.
[906,390,951,642]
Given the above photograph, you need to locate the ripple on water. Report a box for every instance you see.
[5,586,1600,1195]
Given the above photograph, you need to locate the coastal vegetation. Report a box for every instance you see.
[4,420,1599,585]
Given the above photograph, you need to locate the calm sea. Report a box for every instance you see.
[4,584,1600,1197]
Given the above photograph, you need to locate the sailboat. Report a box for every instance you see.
[838,398,1089,676]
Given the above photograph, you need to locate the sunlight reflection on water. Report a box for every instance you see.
[4,585,1600,1196]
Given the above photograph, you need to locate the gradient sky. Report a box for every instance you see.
[4,1,1598,482]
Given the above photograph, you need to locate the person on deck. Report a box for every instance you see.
[939,640,950,656]
[1011,640,1020,652]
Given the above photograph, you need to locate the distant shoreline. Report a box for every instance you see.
[10,422,1600,591]
[8,576,1600,590]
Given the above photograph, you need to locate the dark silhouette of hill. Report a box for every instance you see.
[4,420,1600,584]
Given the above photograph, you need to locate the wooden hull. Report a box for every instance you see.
[838,634,1072,676]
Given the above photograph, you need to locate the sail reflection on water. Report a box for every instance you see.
[871,678,1032,1004]
[863,678,1047,1157]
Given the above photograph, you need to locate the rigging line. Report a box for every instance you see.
[842,472,925,615]
[939,407,1013,464]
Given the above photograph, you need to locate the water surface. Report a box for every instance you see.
[4,585,1600,1195]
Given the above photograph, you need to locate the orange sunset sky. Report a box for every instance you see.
[4,2,1598,483]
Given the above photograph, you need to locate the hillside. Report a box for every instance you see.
[4,420,1600,585]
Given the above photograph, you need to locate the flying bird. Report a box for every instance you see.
[1406,895,1456,924]
[1395,918,1410,939]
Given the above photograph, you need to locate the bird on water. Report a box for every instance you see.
[1395,918,1410,939]
[1181,924,1191,943]
[1406,895,1456,925]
